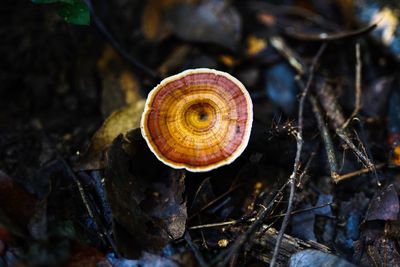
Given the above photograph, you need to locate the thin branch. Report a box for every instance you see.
[342,42,362,129]
[285,22,377,42]
[309,94,339,180]
[189,202,332,230]
[316,82,374,169]
[189,184,241,220]
[210,182,288,267]
[297,142,319,188]
[336,129,374,169]
[60,160,119,255]
[269,43,327,267]
[190,219,240,230]
[270,36,305,74]
[267,202,333,219]
[334,163,385,182]
[252,227,331,265]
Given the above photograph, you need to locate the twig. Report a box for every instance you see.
[210,182,288,267]
[316,82,345,129]
[342,42,362,129]
[189,184,241,220]
[316,82,374,169]
[270,36,305,74]
[352,118,381,185]
[252,227,331,265]
[189,202,332,230]
[336,129,374,169]
[268,202,332,219]
[297,142,319,188]
[285,22,377,42]
[190,219,240,230]
[269,43,327,267]
[334,163,385,182]
[83,0,159,79]
[309,94,339,180]
[40,130,119,254]
[60,159,119,255]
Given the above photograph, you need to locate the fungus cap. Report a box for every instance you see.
[140,68,253,172]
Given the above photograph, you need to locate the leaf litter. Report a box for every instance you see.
[3,0,400,266]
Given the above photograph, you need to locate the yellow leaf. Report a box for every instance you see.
[74,100,146,171]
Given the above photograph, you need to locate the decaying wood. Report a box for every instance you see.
[270,43,327,267]
[309,94,339,180]
[316,81,374,169]
[316,82,346,129]
[251,227,331,266]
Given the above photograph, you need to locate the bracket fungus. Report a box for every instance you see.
[140,68,253,172]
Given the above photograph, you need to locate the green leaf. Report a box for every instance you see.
[31,0,90,26]
[57,0,90,25]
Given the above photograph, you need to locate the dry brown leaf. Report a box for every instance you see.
[74,100,145,171]
[142,0,190,41]
[74,44,147,171]
[105,131,187,257]
[97,45,144,118]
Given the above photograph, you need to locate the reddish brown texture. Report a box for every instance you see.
[141,68,253,172]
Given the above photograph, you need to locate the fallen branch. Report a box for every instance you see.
[210,182,288,267]
[309,94,339,180]
[316,82,374,169]
[269,42,327,267]
[342,42,362,129]
[334,163,385,182]
[252,227,331,265]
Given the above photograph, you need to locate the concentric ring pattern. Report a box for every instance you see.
[140,68,253,172]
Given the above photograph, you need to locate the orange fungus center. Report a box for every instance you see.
[140,69,253,172]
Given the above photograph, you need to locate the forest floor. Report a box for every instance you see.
[1,1,400,266]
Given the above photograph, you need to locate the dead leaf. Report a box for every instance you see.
[97,45,144,118]
[101,70,143,118]
[75,44,147,171]
[165,0,242,50]
[74,101,145,171]
[366,184,399,221]
[354,234,400,267]
[142,0,173,41]
[105,129,187,257]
